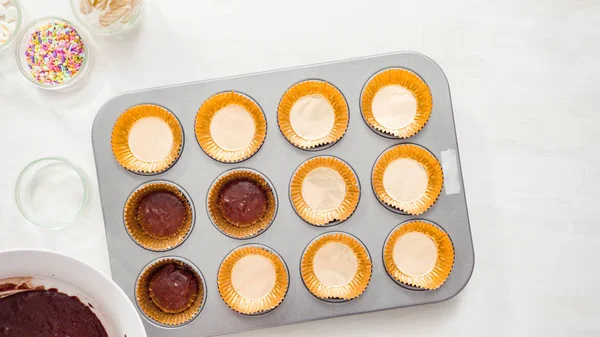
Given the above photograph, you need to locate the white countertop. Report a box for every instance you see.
[1,0,599,336]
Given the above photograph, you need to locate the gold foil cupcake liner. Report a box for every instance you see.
[124,181,194,251]
[290,156,360,226]
[383,220,454,290]
[277,80,349,149]
[195,92,267,163]
[372,144,443,215]
[207,169,277,239]
[136,257,205,326]
[301,232,372,300]
[361,68,432,138]
[218,246,289,315]
[111,104,183,174]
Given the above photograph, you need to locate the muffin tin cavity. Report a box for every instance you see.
[360,67,432,139]
[300,232,372,302]
[371,143,443,215]
[383,220,454,290]
[135,257,206,328]
[217,244,289,315]
[277,80,349,151]
[195,91,267,163]
[289,156,360,227]
[112,104,184,175]
[206,169,278,240]
[123,180,194,252]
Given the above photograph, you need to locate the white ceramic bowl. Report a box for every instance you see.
[0,249,146,337]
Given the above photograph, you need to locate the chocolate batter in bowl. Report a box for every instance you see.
[0,249,147,337]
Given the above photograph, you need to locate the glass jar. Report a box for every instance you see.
[71,0,145,35]
[0,0,23,53]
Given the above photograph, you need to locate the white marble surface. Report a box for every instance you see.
[1,0,599,336]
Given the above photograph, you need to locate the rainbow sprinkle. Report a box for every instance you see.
[25,21,86,86]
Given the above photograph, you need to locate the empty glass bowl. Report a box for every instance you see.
[15,157,89,229]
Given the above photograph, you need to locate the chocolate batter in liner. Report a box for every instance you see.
[124,181,194,251]
[149,264,198,313]
[383,220,454,290]
[361,68,432,138]
[136,257,205,327]
[219,179,267,228]
[207,169,277,239]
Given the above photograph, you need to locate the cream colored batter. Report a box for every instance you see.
[231,254,276,300]
[290,94,335,140]
[301,167,346,211]
[372,85,417,129]
[128,117,174,162]
[210,104,256,151]
[313,242,358,287]
[383,158,428,202]
[393,232,437,276]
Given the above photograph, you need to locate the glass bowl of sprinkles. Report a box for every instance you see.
[15,17,93,90]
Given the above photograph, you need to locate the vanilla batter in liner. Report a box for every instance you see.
[372,144,443,215]
[195,92,266,163]
[278,80,348,149]
[383,220,454,290]
[217,245,289,315]
[301,232,371,301]
[290,156,360,226]
[111,104,183,174]
[361,68,432,138]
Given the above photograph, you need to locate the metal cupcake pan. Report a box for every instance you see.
[91,51,475,337]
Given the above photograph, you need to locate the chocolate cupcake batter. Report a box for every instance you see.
[0,290,108,337]
[219,179,267,227]
[138,191,186,239]
[149,264,198,313]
